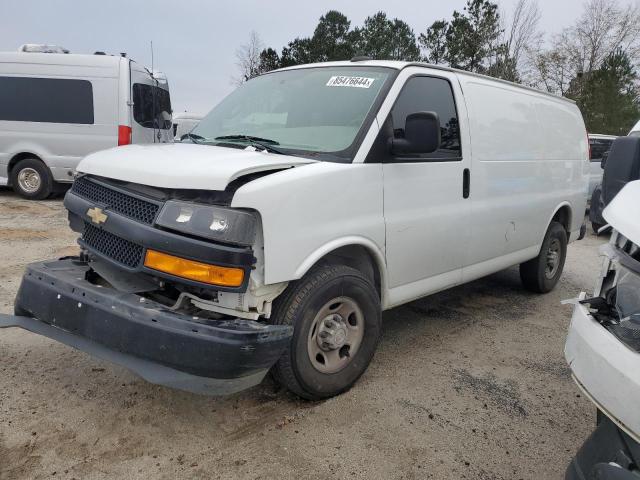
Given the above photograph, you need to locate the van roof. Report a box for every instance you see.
[0,51,126,68]
[173,112,204,121]
[275,59,576,105]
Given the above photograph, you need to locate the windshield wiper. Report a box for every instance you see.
[181,133,207,144]
[215,135,279,144]
[213,135,285,154]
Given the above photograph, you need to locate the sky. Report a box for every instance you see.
[0,0,603,115]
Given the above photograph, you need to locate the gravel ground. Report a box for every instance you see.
[0,187,603,480]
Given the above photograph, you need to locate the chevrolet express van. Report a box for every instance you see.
[1,60,589,400]
[0,51,172,199]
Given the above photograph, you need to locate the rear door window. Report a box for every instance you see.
[132,84,172,129]
[0,76,94,124]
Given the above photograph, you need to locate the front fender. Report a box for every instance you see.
[231,162,385,288]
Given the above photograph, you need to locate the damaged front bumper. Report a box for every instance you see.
[565,294,640,442]
[0,258,292,395]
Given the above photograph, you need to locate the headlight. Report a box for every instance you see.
[156,200,257,246]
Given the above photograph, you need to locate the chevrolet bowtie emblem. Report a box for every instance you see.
[87,207,108,225]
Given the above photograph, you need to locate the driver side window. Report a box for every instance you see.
[390,76,461,161]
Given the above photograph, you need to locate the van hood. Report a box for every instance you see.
[76,143,316,190]
[603,180,640,245]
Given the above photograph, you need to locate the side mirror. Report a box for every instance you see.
[390,111,441,155]
[601,150,609,169]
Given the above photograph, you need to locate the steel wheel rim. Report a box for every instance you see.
[545,238,561,279]
[307,296,365,374]
[17,168,41,193]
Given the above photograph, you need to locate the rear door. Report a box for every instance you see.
[130,65,172,144]
[380,69,472,305]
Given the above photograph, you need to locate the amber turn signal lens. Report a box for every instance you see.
[144,250,244,287]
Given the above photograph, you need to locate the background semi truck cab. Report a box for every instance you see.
[2,60,589,400]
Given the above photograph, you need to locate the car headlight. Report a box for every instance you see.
[156,200,257,246]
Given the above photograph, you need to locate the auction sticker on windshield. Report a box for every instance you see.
[326,76,375,88]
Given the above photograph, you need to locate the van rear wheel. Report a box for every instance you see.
[11,158,53,200]
[270,264,381,400]
[520,221,567,293]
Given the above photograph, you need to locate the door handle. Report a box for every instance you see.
[463,168,470,199]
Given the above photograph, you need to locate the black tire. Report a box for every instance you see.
[10,158,53,200]
[270,264,381,400]
[592,221,605,234]
[520,221,567,293]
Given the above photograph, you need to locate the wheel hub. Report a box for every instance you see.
[317,314,348,351]
[545,238,561,279]
[17,168,41,193]
[307,296,365,374]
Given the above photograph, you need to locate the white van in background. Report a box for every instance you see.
[5,60,589,400]
[588,133,617,199]
[0,50,172,199]
[172,112,203,141]
[630,120,640,137]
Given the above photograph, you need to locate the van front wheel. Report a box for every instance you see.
[11,158,53,200]
[270,264,381,400]
[520,221,567,293]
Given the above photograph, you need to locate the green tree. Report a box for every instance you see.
[419,20,448,64]
[569,49,640,135]
[279,37,314,67]
[444,0,503,73]
[258,48,281,73]
[354,12,420,60]
[486,46,519,82]
[309,10,357,62]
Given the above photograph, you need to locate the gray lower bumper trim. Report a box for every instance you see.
[0,313,267,396]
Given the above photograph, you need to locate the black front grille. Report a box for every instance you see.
[82,223,144,268]
[72,177,160,225]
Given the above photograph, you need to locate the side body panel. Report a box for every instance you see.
[0,56,119,182]
[458,74,588,283]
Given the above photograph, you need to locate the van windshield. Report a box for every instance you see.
[191,66,394,162]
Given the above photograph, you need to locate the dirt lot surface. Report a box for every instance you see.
[0,188,603,479]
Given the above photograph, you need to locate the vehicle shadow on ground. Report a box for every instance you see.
[0,186,68,201]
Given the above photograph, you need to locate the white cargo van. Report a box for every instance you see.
[0,51,172,199]
[172,112,203,141]
[2,60,589,400]
[630,120,640,137]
